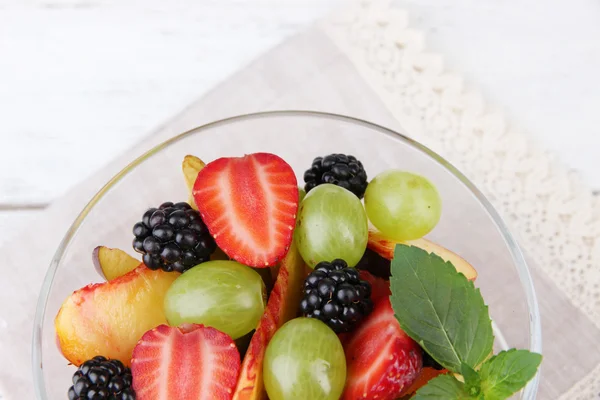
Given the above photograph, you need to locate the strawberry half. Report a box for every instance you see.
[342,298,422,400]
[358,269,391,303]
[131,324,241,400]
[193,153,298,267]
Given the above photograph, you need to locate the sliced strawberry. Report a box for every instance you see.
[232,241,305,400]
[131,324,241,400]
[358,269,391,302]
[193,153,298,267]
[400,367,449,397]
[342,298,422,400]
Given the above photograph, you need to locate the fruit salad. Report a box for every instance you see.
[55,152,541,400]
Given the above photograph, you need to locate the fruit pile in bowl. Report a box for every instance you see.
[54,152,541,400]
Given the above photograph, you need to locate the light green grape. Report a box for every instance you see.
[164,260,266,339]
[263,318,346,400]
[295,184,368,268]
[364,170,442,240]
[298,186,307,203]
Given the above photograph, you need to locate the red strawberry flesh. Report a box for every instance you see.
[358,269,391,303]
[193,153,298,267]
[131,324,241,400]
[342,298,422,400]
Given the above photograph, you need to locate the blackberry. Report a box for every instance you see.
[132,201,216,273]
[303,154,368,199]
[68,356,135,400]
[300,259,373,333]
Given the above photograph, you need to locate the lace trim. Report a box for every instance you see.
[322,0,599,330]
[322,1,600,397]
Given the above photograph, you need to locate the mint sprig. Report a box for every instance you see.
[390,245,542,399]
[389,245,494,371]
[479,349,542,399]
[461,363,482,397]
[412,375,472,399]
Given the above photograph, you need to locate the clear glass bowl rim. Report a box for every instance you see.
[32,110,542,399]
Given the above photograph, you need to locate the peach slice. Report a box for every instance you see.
[368,229,477,281]
[182,155,205,209]
[232,242,305,400]
[55,265,178,366]
[92,246,141,281]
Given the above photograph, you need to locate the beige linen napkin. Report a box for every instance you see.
[1,3,599,399]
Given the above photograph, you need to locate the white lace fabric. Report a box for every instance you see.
[321,1,600,398]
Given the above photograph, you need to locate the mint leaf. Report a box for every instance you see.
[479,349,542,399]
[461,362,482,397]
[390,245,493,372]
[412,374,474,399]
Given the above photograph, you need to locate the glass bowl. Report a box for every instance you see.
[33,110,542,399]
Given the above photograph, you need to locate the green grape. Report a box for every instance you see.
[364,170,442,240]
[164,260,266,339]
[263,318,346,400]
[295,184,368,268]
[298,186,307,203]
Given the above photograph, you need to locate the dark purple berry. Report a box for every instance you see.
[68,356,136,399]
[142,254,161,270]
[159,201,174,209]
[311,308,324,320]
[132,222,149,238]
[328,271,347,283]
[142,236,161,255]
[174,201,191,210]
[172,261,186,273]
[176,229,198,249]
[74,378,89,395]
[306,271,326,287]
[300,298,312,313]
[306,290,322,309]
[343,267,360,283]
[300,260,373,333]
[168,210,189,228]
[142,208,157,226]
[87,367,109,386]
[132,202,215,273]
[160,243,182,263]
[357,281,371,298]
[153,224,175,242]
[149,210,166,228]
[328,318,346,332]
[132,238,144,253]
[336,283,359,304]
[303,153,368,198]
[341,305,360,322]
[322,301,341,318]
[317,278,336,298]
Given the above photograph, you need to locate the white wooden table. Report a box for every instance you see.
[1,0,599,247]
